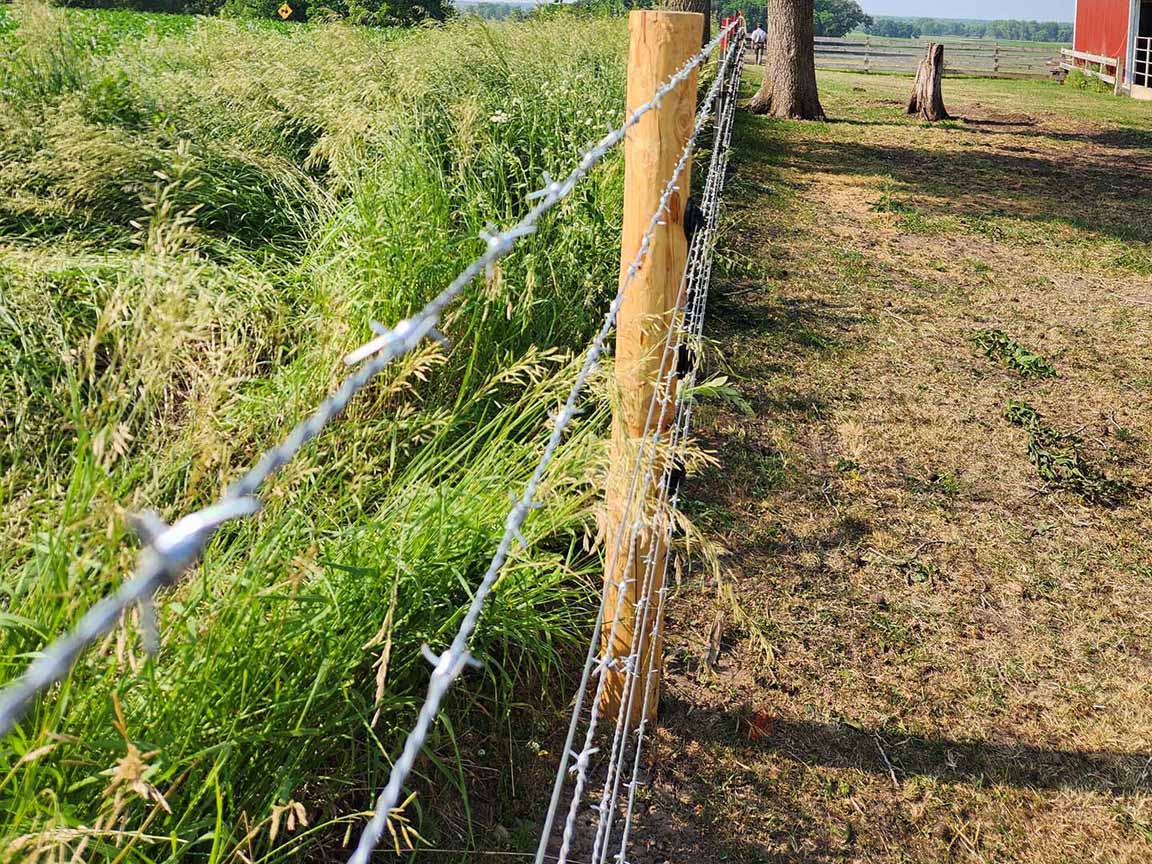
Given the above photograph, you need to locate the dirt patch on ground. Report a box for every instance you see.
[627,76,1152,863]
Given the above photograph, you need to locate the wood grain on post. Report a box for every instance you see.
[601,9,703,727]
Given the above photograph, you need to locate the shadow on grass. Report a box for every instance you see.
[796,137,1152,244]
[632,699,1152,864]
[955,121,1152,152]
[663,702,1152,796]
[632,98,1152,864]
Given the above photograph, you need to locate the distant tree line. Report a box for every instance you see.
[717,0,869,38]
[47,0,1074,43]
[51,0,452,25]
[456,1,532,21]
[864,16,1073,43]
[50,0,634,25]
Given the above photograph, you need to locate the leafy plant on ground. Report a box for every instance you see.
[871,176,916,214]
[974,328,1057,377]
[1065,67,1114,95]
[689,374,755,418]
[1004,401,1137,507]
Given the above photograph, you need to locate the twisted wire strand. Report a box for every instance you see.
[534,27,744,864]
[546,59,735,864]
[0,17,742,741]
[588,36,745,864]
[587,34,743,864]
[346,18,744,864]
[612,40,745,864]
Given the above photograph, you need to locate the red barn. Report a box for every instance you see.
[1073,0,1152,97]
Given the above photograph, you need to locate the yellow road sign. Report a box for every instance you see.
[277,2,292,18]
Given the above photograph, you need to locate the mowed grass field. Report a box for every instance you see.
[0,3,635,860]
[843,32,1070,52]
[639,71,1152,862]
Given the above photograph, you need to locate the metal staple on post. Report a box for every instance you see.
[534,21,745,864]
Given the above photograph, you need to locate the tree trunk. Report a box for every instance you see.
[748,0,825,120]
[664,0,711,45]
[907,43,949,121]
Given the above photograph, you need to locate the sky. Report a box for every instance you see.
[860,0,1076,21]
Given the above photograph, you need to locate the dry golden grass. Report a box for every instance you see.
[641,71,1152,863]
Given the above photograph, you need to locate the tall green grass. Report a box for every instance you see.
[0,3,631,859]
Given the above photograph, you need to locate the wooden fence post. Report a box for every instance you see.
[601,9,703,727]
[994,42,1000,76]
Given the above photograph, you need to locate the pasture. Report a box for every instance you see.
[650,69,1152,862]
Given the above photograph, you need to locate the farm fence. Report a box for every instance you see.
[0,10,746,864]
[1060,46,1124,94]
[807,36,1062,79]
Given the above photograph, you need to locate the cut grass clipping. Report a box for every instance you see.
[1004,401,1138,507]
[975,328,1056,378]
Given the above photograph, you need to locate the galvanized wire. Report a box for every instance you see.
[589,39,745,864]
[611,39,745,864]
[345,17,744,864]
[593,48,743,861]
[0,17,742,742]
[533,24,745,864]
[530,26,743,864]
[536,42,741,863]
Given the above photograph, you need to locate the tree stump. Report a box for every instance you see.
[907,43,949,122]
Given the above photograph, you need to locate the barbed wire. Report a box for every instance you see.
[534,35,742,861]
[345,17,744,864]
[532,25,745,864]
[0,17,743,741]
[589,44,744,864]
[608,42,745,864]
[539,31,744,861]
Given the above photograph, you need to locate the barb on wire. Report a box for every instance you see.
[531,24,746,864]
[533,25,745,864]
[347,17,744,864]
[610,42,746,864]
[591,46,744,864]
[0,16,740,743]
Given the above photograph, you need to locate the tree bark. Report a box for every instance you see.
[907,43,949,122]
[748,0,825,120]
[664,0,711,45]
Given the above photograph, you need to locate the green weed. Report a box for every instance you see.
[690,374,755,417]
[1064,67,1115,95]
[1004,401,1138,507]
[974,328,1057,377]
[962,257,992,276]
[872,177,915,214]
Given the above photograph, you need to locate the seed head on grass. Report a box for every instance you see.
[0,5,627,859]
